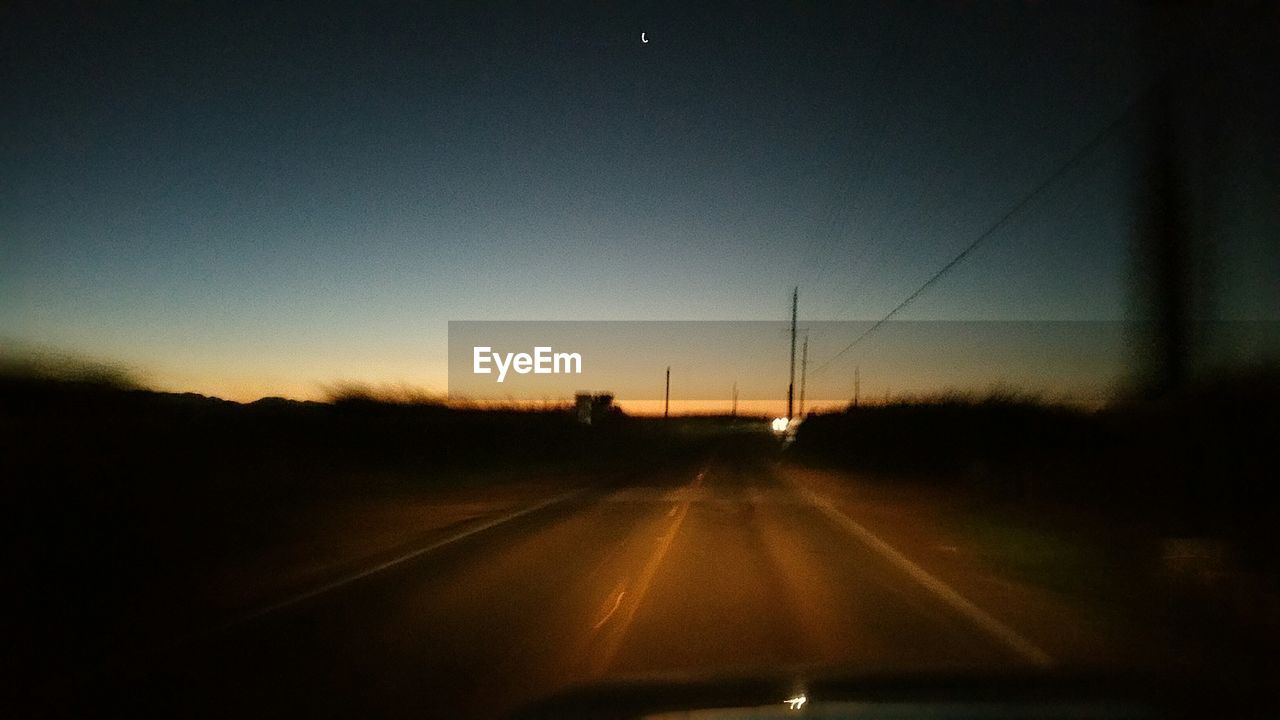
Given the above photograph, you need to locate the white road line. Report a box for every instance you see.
[201,489,583,637]
[797,486,1055,668]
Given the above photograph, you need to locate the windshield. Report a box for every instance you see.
[3,2,1277,718]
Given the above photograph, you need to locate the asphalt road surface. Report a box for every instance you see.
[89,442,1062,719]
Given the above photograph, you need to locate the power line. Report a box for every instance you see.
[800,13,1053,296]
[812,96,1142,376]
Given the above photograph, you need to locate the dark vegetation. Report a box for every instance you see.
[793,373,1280,569]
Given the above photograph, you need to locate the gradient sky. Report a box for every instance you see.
[0,2,1186,402]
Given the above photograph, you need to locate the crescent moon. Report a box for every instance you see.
[641,32,648,43]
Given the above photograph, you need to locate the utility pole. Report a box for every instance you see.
[798,332,808,418]
[731,381,738,418]
[787,286,797,421]
[664,366,670,419]
[853,366,860,408]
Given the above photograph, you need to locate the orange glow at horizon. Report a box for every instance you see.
[615,399,849,417]
[139,371,853,415]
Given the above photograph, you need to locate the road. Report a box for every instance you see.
[89,440,1064,719]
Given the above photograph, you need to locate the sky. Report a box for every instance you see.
[4,1,1255,406]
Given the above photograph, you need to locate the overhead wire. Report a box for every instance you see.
[810,94,1143,376]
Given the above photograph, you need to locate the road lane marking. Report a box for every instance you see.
[592,589,628,629]
[196,489,584,639]
[592,498,690,673]
[796,486,1055,668]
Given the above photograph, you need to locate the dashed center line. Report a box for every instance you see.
[589,478,696,674]
[592,589,628,630]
